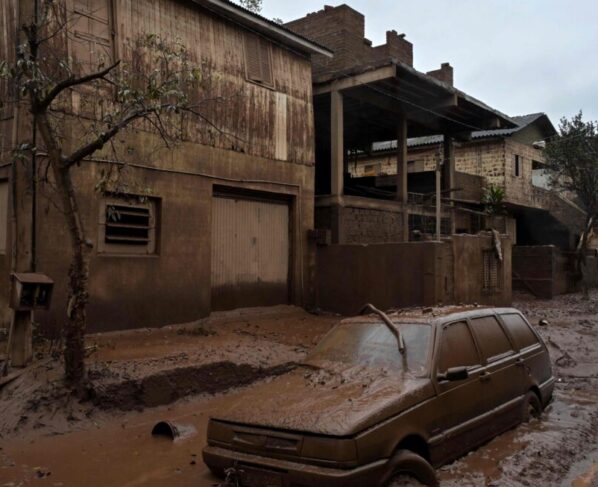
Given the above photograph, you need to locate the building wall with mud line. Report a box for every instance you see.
[0,0,318,333]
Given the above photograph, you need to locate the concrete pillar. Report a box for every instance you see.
[330,90,344,197]
[443,135,456,235]
[8,311,33,367]
[396,116,409,241]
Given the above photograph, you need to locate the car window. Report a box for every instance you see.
[438,321,480,373]
[501,313,539,350]
[470,315,513,361]
[305,322,432,375]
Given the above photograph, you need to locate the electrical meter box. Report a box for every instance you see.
[10,273,54,311]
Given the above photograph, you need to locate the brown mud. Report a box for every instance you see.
[0,306,337,440]
[0,295,597,486]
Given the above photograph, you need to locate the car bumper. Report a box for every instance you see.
[203,445,387,487]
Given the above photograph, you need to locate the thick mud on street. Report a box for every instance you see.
[1,293,597,486]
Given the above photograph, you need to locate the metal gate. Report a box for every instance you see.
[211,194,290,310]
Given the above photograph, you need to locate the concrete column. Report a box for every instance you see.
[443,135,456,235]
[396,116,409,241]
[330,90,344,197]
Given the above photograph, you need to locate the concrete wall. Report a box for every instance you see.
[316,234,512,316]
[452,234,512,307]
[512,246,568,298]
[316,242,448,316]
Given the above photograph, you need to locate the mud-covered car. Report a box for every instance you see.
[203,306,555,486]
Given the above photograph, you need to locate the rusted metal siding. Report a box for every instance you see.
[0,180,7,254]
[111,0,315,166]
[211,195,290,310]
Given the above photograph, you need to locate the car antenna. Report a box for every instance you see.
[360,303,405,353]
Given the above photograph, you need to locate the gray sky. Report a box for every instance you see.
[262,0,598,127]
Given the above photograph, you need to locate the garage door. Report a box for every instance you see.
[211,194,290,310]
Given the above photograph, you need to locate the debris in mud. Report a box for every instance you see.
[151,420,197,440]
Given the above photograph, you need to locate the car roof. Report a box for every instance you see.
[344,306,523,327]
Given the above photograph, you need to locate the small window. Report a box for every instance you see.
[470,315,513,361]
[483,250,500,292]
[501,313,539,350]
[514,155,521,177]
[98,196,158,255]
[0,179,8,255]
[438,321,481,373]
[244,33,273,86]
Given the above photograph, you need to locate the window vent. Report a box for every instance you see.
[244,33,273,86]
[483,250,500,291]
[99,197,158,255]
[105,205,151,245]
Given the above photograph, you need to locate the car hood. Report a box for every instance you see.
[211,362,433,436]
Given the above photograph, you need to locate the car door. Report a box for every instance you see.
[499,312,550,391]
[431,320,491,464]
[469,314,520,435]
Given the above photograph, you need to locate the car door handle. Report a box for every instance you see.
[479,371,491,382]
[515,359,525,367]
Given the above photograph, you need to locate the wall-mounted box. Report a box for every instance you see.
[10,273,54,311]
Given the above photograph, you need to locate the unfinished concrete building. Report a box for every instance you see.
[350,113,586,249]
[286,5,516,313]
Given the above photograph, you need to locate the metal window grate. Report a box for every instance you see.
[105,204,151,246]
[483,250,500,291]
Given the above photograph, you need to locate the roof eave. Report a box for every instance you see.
[191,0,334,58]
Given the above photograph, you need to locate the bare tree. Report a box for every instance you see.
[0,1,224,389]
[544,111,598,298]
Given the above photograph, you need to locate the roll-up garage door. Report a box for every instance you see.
[211,193,290,310]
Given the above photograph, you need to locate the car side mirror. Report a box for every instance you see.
[438,366,469,382]
[538,319,549,327]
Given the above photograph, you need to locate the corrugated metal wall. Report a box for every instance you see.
[211,195,290,310]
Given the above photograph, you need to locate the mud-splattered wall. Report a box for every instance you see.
[316,234,512,316]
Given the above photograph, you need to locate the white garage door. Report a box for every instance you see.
[211,194,290,310]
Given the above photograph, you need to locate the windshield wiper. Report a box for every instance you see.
[360,303,405,353]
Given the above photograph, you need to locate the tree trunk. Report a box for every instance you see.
[36,114,90,388]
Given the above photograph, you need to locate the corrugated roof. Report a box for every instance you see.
[371,112,551,152]
[189,0,333,57]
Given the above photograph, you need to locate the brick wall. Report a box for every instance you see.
[352,139,506,188]
[285,5,413,80]
[426,62,453,86]
[342,207,403,244]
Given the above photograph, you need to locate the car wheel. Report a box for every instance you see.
[383,449,438,487]
[522,390,542,422]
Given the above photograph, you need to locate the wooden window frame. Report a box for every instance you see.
[514,154,521,177]
[98,195,159,256]
[243,32,274,88]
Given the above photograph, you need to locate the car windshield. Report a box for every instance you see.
[305,321,431,375]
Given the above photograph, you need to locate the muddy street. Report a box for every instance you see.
[1,293,598,486]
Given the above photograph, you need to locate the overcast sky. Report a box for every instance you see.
[261,0,598,128]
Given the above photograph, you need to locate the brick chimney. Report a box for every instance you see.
[427,62,454,86]
[384,30,413,67]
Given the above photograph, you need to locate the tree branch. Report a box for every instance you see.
[63,103,170,167]
[37,61,121,112]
